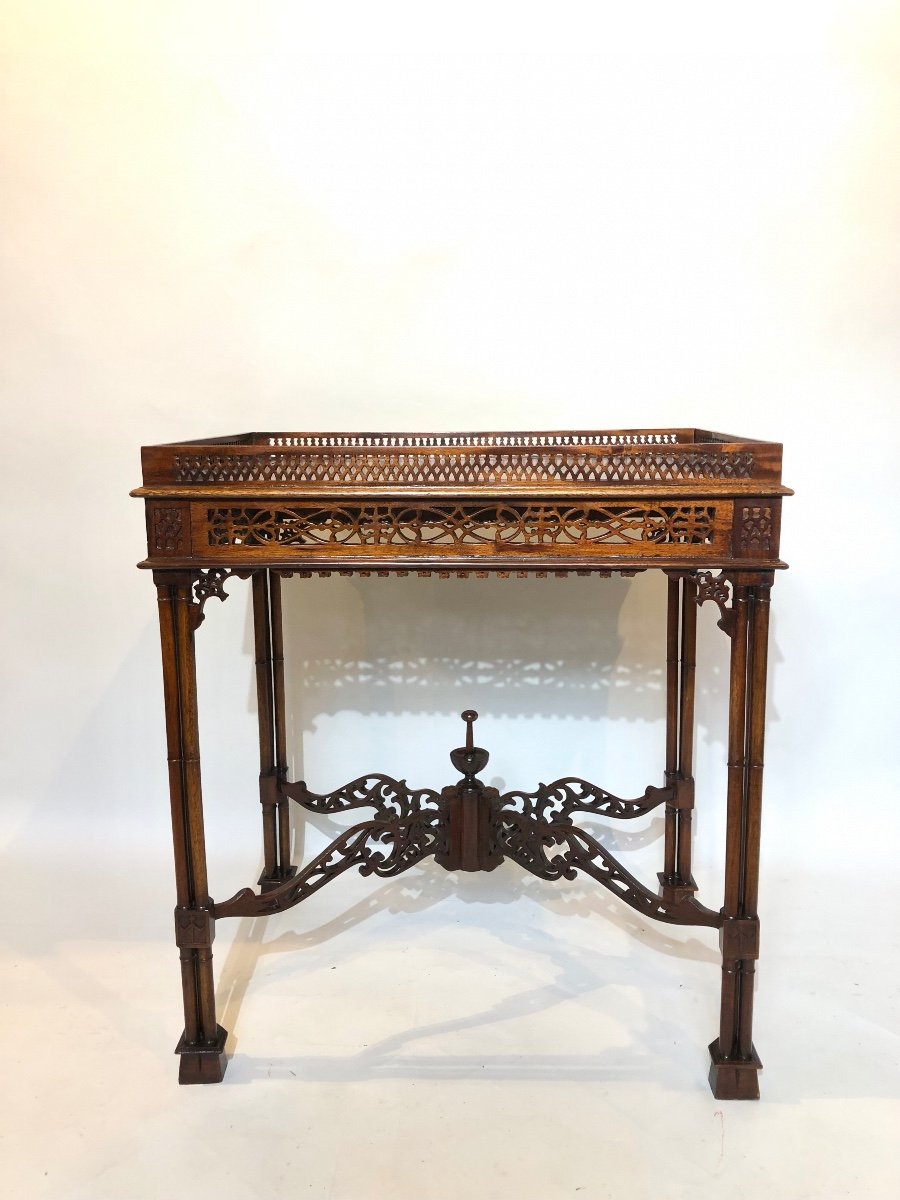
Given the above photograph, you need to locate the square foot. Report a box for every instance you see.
[175,1024,228,1084]
[708,1039,762,1100]
[258,864,298,894]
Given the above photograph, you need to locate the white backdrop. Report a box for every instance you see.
[2,5,900,1199]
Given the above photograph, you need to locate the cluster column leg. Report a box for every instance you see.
[155,570,227,1084]
[253,570,297,891]
[659,573,698,903]
[709,573,772,1100]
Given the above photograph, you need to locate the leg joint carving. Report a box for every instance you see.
[719,916,760,961]
[174,905,215,949]
[259,772,280,806]
[672,775,695,810]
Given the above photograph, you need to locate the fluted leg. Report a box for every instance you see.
[708,572,772,1100]
[155,570,227,1084]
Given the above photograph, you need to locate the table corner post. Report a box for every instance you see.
[153,568,229,1084]
[708,570,773,1100]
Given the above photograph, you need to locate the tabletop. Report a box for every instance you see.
[133,428,789,574]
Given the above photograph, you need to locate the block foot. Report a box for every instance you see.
[707,1039,762,1100]
[176,1024,228,1084]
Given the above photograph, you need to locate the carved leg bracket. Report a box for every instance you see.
[189,567,252,630]
[695,570,735,637]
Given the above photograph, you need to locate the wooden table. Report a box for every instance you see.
[133,428,790,1097]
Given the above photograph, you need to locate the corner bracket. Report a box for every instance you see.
[190,568,253,630]
[695,570,735,637]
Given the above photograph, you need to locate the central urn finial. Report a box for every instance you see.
[450,710,490,786]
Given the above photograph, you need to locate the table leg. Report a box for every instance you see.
[253,570,296,891]
[709,572,772,1099]
[660,574,697,903]
[154,571,227,1084]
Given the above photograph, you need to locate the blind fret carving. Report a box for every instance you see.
[150,505,185,555]
[740,505,773,554]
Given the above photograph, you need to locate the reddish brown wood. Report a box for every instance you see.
[663,575,679,882]
[135,429,789,575]
[154,570,227,1084]
[659,573,698,905]
[137,430,789,1094]
[270,573,292,874]
[138,428,785,492]
[708,572,773,1100]
[217,712,718,928]
[434,712,503,873]
[252,570,297,892]
[676,574,697,885]
[252,571,277,878]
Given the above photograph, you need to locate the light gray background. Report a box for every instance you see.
[2,5,899,1198]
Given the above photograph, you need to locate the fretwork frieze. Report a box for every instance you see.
[204,502,725,555]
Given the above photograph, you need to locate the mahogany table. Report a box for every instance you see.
[133,428,790,1097]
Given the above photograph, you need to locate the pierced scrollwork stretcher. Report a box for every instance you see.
[215,712,721,926]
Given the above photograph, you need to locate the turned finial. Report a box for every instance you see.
[450,710,489,785]
[462,709,477,751]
